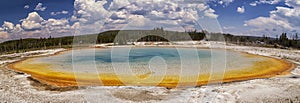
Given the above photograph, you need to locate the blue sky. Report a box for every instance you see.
[211,0,277,27]
[0,0,299,42]
[0,0,74,24]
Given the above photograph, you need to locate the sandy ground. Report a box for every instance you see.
[1,42,300,103]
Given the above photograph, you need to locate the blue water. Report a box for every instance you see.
[30,47,264,74]
[95,48,211,63]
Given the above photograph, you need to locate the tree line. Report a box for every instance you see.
[0,28,299,54]
[0,28,206,54]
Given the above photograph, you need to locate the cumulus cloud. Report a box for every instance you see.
[14,24,23,32]
[21,12,44,30]
[2,21,15,31]
[0,21,26,41]
[42,18,74,37]
[0,23,11,41]
[44,19,69,27]
[0,12,75,39]
[244,0,300,36]
[73,0,110,24]
[237,6,245,13]
[71,0,115,34]
[34,3,47,11]
[71,0,220,33]
[44,19,70,31]
[1,0,222,42]
[0,31,9,41]
[271,7,300,24]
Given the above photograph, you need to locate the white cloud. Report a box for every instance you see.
[260,0,282,4]
[51,10,69,16]
[19,17,74,38]
[73,0,110,24]
[2,21,15,31]
[204,8,219,18]
[0,22,24,41]
[108,0,130,10]
[245,17,292,30]
[50,12,56,15]
[14,24,23,32]
[42,18,73,36]
[250,0,283,6]
[72,0,113,34]
[71,0,220,33]
[217,0,234,5]
[45,19,69,26]
[244,0,300,36]
[250,3,257,6]
[21,12,44,30]
[0,31,9,41]
[34,3,47,11]
[237,6,245,13]
[62,11,68,14]
[24,5,30,9]
[124,15,149,29]
[0,11,76,42]
[1,0,222,42]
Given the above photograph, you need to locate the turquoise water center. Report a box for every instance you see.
[30,47,263,75]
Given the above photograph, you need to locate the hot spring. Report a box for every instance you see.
[10,47,293,88]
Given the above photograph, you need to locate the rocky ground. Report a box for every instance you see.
[1,43,300,103]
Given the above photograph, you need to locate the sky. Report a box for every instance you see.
[0,0,299,42]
